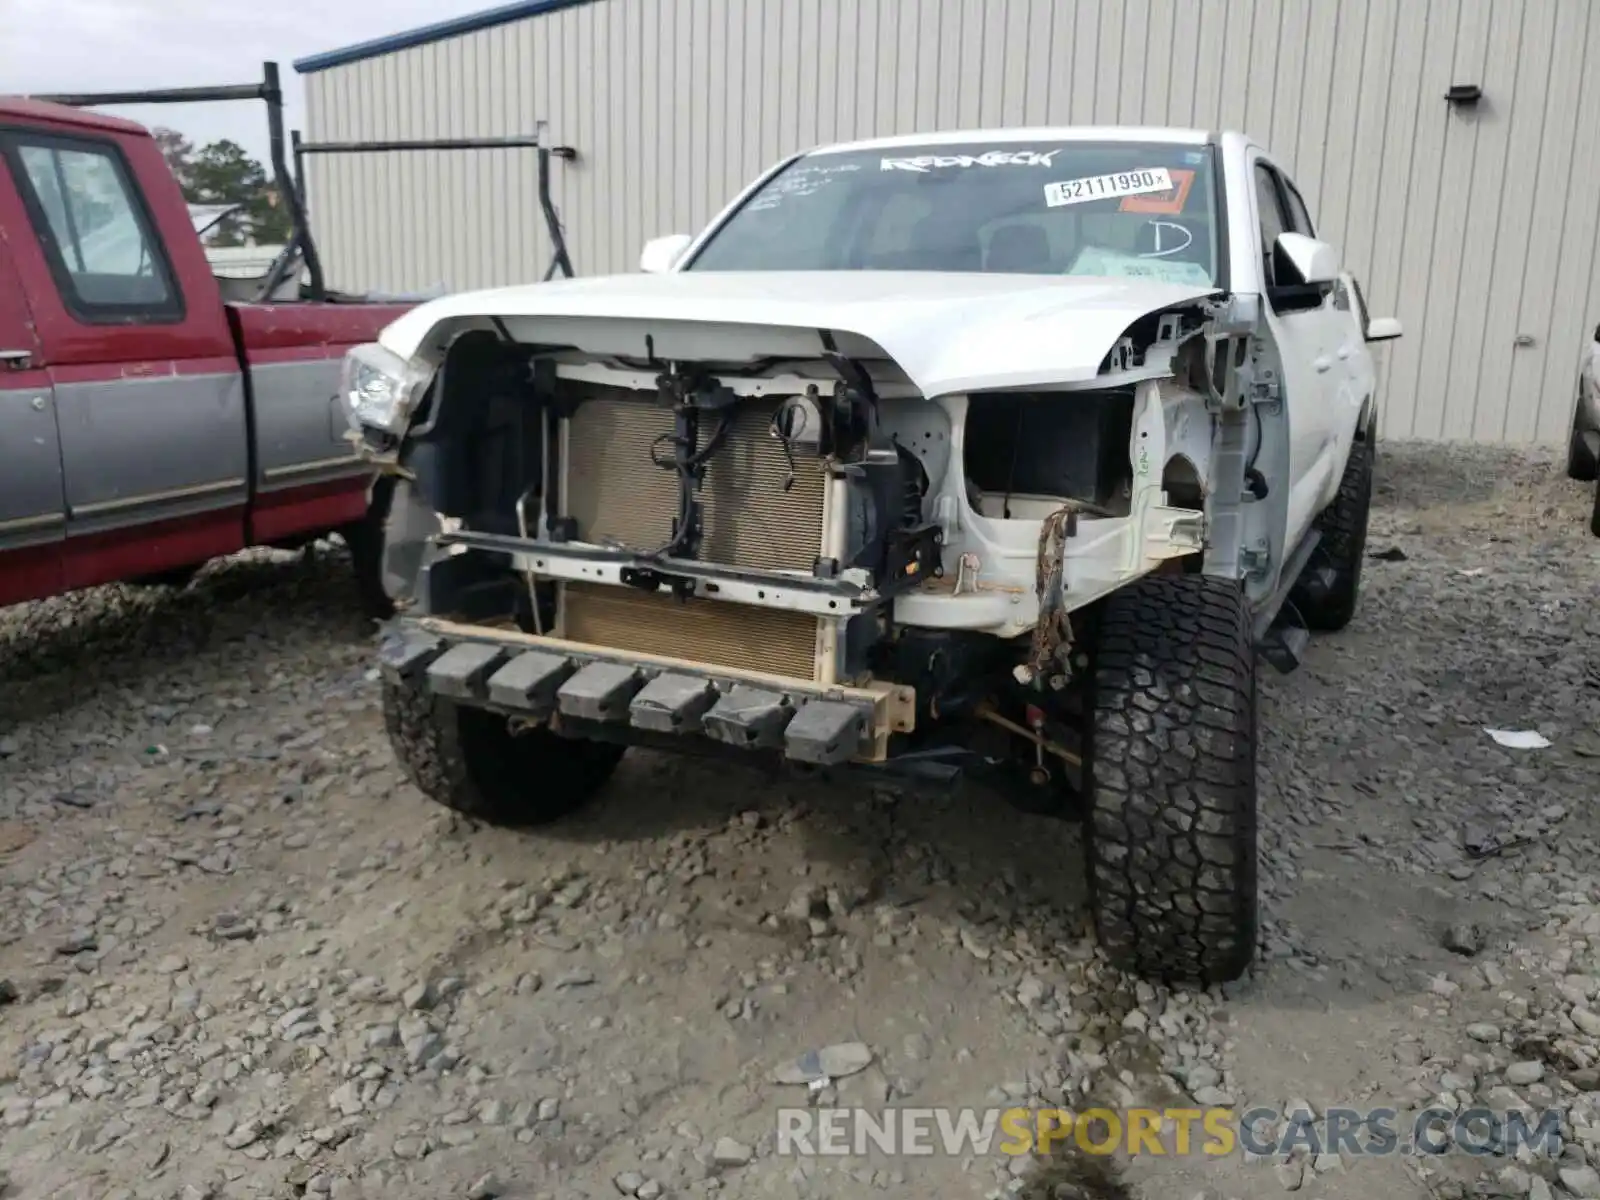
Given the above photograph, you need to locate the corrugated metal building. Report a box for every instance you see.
[294,0,1600,445]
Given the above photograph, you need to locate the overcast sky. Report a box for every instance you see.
[2,0,494,167]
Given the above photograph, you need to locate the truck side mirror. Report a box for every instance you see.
[1274,232,1339,287]
[1267,232,1340,314]
[1365,316,1403,342]
[639,233,692,274]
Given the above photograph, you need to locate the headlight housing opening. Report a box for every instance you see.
[339,342,430,435]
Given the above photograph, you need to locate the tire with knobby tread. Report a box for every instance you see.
[1293,434,1373,632]
[1085,574,1258,985]
[382,676,624,824]
[1567,390,1599,482]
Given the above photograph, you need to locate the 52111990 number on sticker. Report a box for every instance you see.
[1044,167,1173,208]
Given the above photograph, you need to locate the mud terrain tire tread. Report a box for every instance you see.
[1294,434,1374,632]
[1085,575,1258,985]
[382,676,623,824]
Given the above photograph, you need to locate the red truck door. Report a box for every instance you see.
[0,224,65,606]
[0,123,248,591]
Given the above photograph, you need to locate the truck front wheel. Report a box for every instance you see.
[382,677,625,824]
[1084,575,1259,985]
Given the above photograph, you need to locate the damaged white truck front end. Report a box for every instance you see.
[353,270,1291,702]
[344,127,1395,986]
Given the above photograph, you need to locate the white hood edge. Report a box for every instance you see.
[376,271,1223,398]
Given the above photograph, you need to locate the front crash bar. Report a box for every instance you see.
[380,617,914,765]
[433,529,879,617]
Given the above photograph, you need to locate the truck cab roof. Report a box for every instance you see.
[0,97,150,137]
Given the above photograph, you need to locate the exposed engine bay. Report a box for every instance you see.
[365,293,1285,794]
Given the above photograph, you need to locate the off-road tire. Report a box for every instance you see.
[382,676,624,824]
[1567,390,1599,482]
[1292,434,1373,632]
[344,476,396,621]
[1085,575,1258,985]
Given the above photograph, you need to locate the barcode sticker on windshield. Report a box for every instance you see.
[1044,168,1174,208]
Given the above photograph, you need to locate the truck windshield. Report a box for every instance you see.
[686,140,1221,286]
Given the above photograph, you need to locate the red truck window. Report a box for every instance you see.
[2,132,184,324]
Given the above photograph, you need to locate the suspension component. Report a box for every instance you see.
[973,699,1082,770]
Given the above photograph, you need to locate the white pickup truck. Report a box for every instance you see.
[340,125,1401,985]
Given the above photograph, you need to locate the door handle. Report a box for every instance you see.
[0,348,32,368]
[1314,355,1332,373]
[1336,344,1352,360]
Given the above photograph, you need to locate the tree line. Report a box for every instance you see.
[152,127,293,248]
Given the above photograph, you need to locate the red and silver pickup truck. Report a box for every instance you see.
[0,67,416,612]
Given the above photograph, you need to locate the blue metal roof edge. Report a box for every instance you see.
[293,0,596,73]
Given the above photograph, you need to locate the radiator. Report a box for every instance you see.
[558,391,830,682]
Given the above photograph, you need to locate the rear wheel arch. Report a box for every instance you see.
[1356,393,1377,441]
[1355,392,1379,467]
[1569,384,1599,483]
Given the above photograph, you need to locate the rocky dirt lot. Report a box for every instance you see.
[1,444,1597,1200]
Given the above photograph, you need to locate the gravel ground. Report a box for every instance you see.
[0,443,1596,1200]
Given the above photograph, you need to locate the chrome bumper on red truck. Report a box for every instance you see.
[379,618,914,765]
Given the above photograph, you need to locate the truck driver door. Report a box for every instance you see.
[0,126,248,591]
[0,212,65,606]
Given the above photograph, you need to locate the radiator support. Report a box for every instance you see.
[555,389,841,683]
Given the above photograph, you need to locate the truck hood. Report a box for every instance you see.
[378,270,1222,396]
